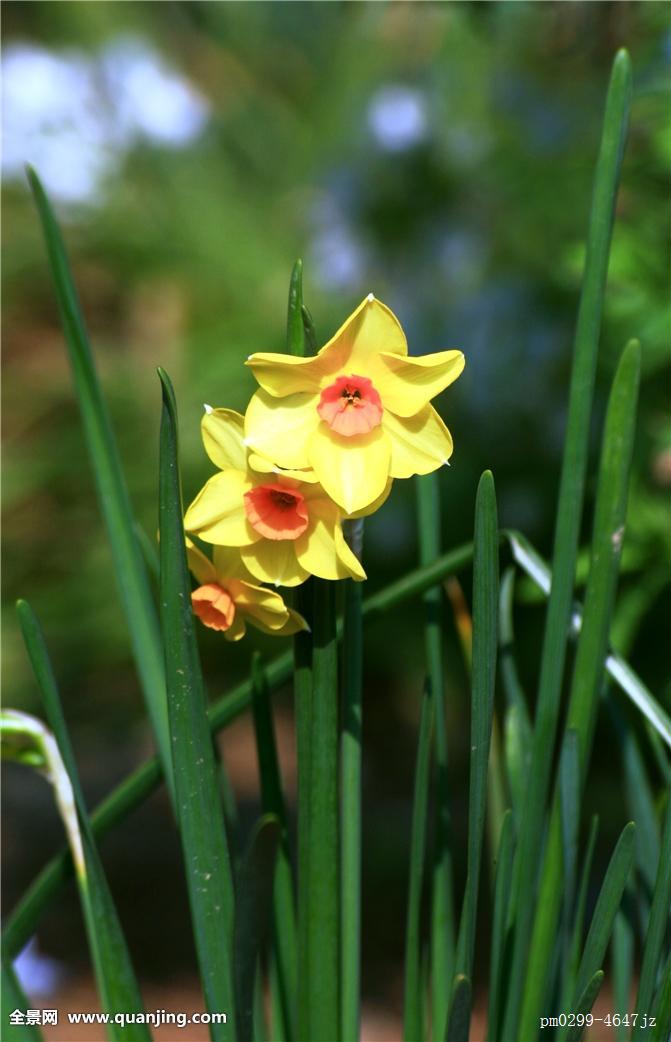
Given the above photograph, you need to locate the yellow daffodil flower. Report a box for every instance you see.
[184,409,368,587]
[186,538,307,640]
[243,295,465,514]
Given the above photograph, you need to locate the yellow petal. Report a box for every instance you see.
[384,405,454,479]
[348,478,393,519]
[307,424,391,515]
[201,409,247,471]
[279,608,310,635]
[294,495,366,581]
[318,295,408,374]
[224,614,247,642]
[228,578,291,623]
[240,538,310,588]
[185,537,218,585]
[244,390,316,471]
[184,470,258,546]
[213,545,256,581]
[247,452,319,484]
[245,352,330,398]
[371,350,465,417]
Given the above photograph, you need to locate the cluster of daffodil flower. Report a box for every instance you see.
[184,295,465,641]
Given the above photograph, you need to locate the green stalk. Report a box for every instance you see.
[502,51,632,1040]
[26,167,172,804]
[2,959,43,1042]
[340,534,364,1042]
[518,340,641,1039]
[403,679,434,1042]
[158,368,236,1041]
[485,811,515,1042]
[633,796,671,1039]
[416,473,455,1039]
[308,579,340,1042]
[250,655,297,1042]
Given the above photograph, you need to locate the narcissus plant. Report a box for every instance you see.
[244,294,465,514]
[184,408,367,586]
[186,538,307,640]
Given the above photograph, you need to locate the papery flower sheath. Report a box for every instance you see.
[243,295,465,514]
[184,409,369,586]
[186,539,307,640]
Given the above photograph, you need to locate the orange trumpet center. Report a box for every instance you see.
[192,583,236,631]
[244,482,309,540]
[317,374,383,437]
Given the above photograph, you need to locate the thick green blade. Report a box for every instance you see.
[158,367,236,1041]
[286,259,305,356]
[519,338,641,1039]
[416,473,456,1039]
[403,679,434,1042]
[502,49,632,1040]
[565,970,605,1042]
[612,901,635,1042]
[633,796,671,1039]
[650,952,671,1042]
[486,811,515,1042]
[250,655,297,1042]
[340,566,363,1042]
[306,579,339,1042]
[506,529,671,750]
[562,816,600,1011]
[15,601,150,1042]
[454,472,499,980]
[26,166,171,802]
[444,975,472,1042]
[234,816,280,1042]
[2,959,44,1042]
[572,822,636,1006]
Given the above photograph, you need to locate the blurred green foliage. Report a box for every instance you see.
[2,0,670,990]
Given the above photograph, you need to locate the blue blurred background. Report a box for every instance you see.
[3,2,670,1034]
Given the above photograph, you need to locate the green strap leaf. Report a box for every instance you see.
[502,49,632,1040]
[2,959,44,1042]
[444,975,472,1042]
[26,166,171,802]
[403,679,433,1042]
[286,259,305,356]
[454,471,499,981]
[572,822,636,1005]
[633,796,671,1038]
[13,603,150,1042]
[650,951,671,1042]
[565,970,605,1042]
[486,811,515,1042]
[158,367,237,1041]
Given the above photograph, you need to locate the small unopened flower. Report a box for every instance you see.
[184,409,372,587]
[243,295,464,514]
[187,539,307,640]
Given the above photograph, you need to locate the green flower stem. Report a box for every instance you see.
[250,655,297,1042]
[403,679,434,1042]
[307,579,340,1042]
[416,473,455,1039]
[340,536,364,1042]
[501,50,632,1041]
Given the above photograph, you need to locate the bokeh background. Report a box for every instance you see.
[3,2,670,1038]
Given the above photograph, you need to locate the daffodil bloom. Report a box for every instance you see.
[186,538,307,640]
[184,409,368,587]
[243,295,465,514]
